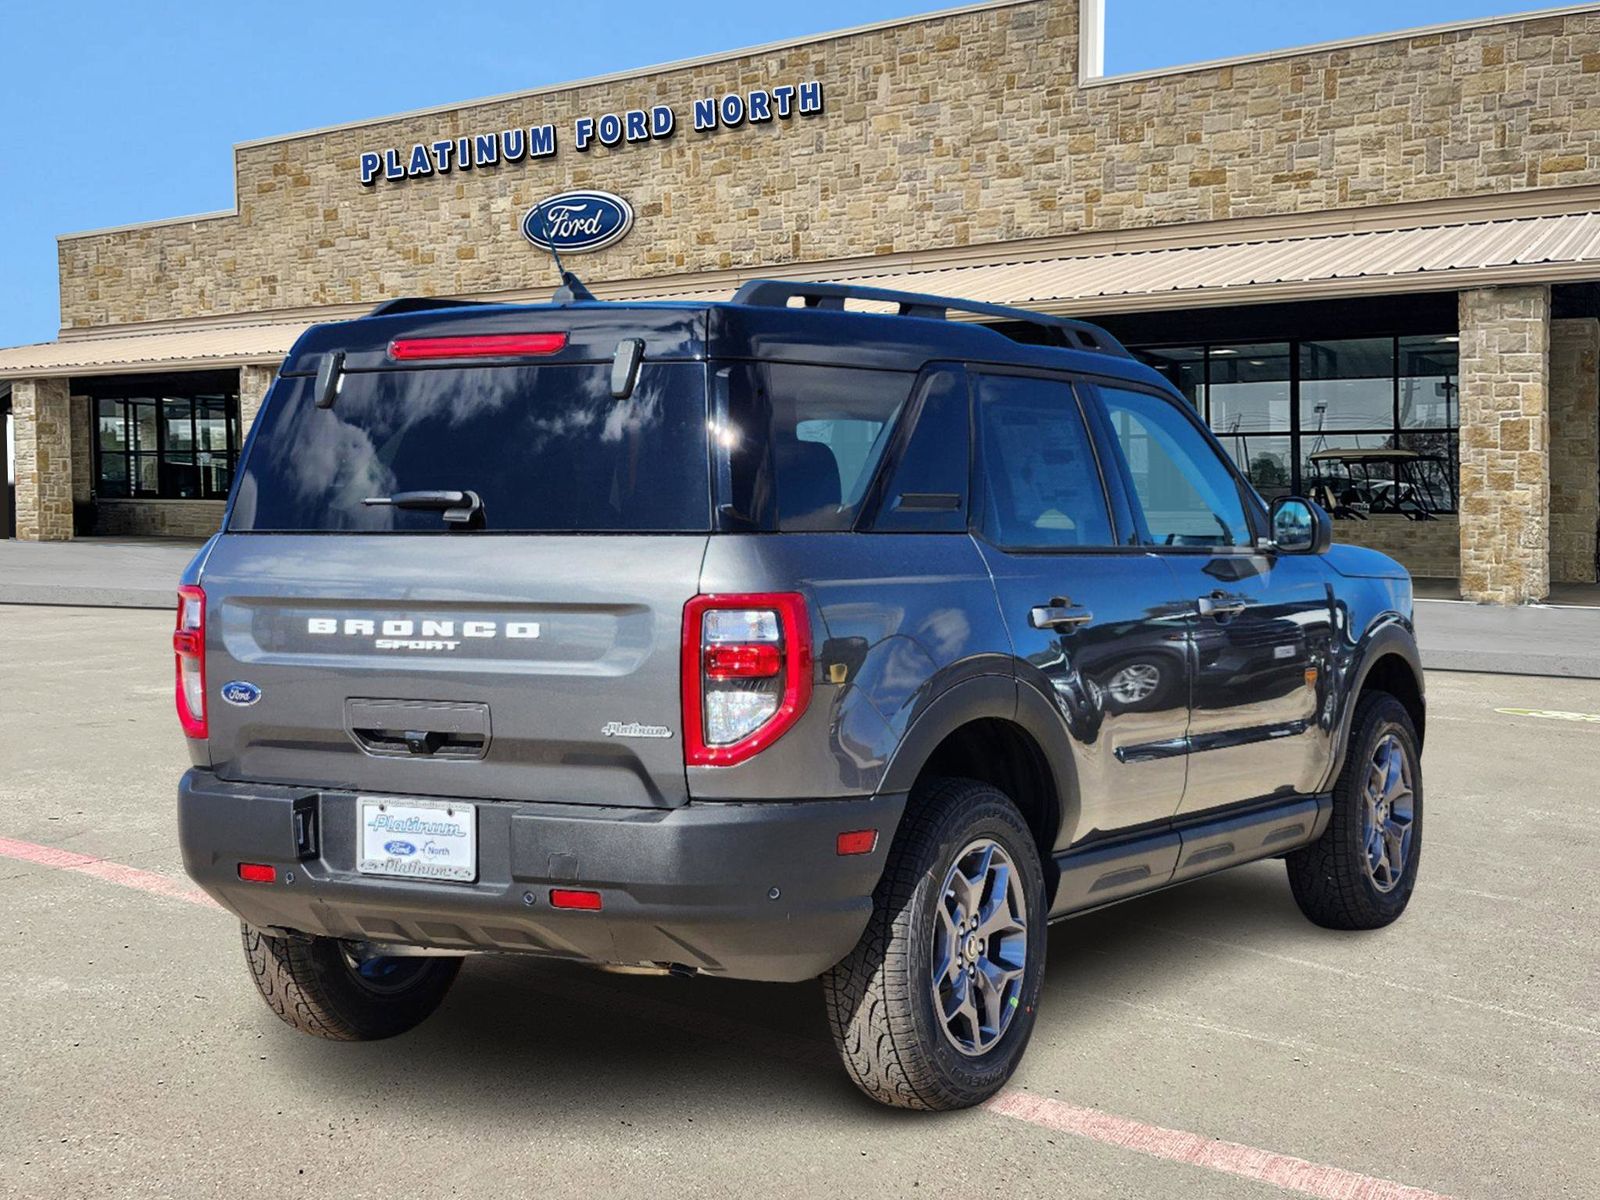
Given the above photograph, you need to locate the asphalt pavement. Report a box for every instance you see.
[1,605,1597,1199]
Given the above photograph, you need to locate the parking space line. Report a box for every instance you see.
[5,833,1458,1199]
[986,1092,1454,1199]
[0,835,221,910]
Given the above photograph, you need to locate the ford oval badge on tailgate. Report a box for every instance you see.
[521,190,634,254]
[220,681,262,707]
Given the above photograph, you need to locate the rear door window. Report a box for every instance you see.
[230,362,710,533]
[974,373,1114,549]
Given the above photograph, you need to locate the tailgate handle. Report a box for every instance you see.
[345,699,491,760]
[351,726,487,758]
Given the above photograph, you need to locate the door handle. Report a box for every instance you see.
[1029,600,1094,630]
[1197,592,1248,620]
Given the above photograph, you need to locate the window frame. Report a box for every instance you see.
[1132,333,1460,513]
[90,375,241,503]
[1078,376,1269,555]
[963,365,1127,555]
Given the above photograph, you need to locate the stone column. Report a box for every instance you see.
[12,377,75,541]
[1550,318,1599,585]
[70,394,94,507]
[239,364,277,436]
[1457,286,1551,604]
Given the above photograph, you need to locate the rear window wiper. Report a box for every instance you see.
[362,489,485,529]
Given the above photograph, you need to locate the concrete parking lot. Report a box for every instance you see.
[2,605,1596,1199]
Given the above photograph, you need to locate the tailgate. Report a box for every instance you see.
[199,533,706,808]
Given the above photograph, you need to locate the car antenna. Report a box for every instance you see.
[540,218,598,304]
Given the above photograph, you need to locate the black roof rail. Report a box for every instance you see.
[365,296,493,318]
[730,279,1131,358]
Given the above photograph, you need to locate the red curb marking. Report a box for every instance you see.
[0,835,222,910]
[985,1091,1456,1199]
[1,834,1459,1198]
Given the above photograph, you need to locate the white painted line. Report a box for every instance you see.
[1494,707,1600,723]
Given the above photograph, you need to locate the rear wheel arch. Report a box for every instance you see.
[879,677,1075,899]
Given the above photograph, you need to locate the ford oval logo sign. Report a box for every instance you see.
[220,681,261,707]
[384,840,417,857]
[521,190,634,255]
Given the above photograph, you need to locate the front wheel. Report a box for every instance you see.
[822,777,1048,1111]
[1286,691,1423,930]
[241,924,462,1041]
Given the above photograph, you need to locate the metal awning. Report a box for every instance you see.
[721,209,1600,317]
[0,320,308,380]
[4,209,1599,380]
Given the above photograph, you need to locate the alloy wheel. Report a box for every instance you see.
[1361,732,1415,893]
[930,839,1029,1056]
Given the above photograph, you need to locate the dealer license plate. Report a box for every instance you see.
[357,798,477,883]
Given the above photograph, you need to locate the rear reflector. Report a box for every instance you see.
[237,862,276,883]
[703,642,782,680]
[549,888,603,911]
[389,332,568,360]
[836,830,879,856]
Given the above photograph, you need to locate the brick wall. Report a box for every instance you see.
[1458,285,1551,604]
[1550,317,1600,584]
[58,1,1600,328]
[1333,514,1460,579]
[12,378,74,541]
[92,500,225,538]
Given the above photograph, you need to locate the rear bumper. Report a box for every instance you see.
[177,770,905,983]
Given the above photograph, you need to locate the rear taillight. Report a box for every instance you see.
[682,593,812,766]
[388,332,568,360]
[173,585,206,739]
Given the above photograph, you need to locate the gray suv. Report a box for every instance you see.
[175,280,1425,1111]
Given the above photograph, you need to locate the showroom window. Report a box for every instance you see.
[93,376,240,500]
[1136,335,1459,512]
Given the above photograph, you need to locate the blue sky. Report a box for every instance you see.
[0,0,1549,347]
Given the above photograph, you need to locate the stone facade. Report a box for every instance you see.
[1550,317,1600,584]
[1458,286,1552,604]
[1333,515,1460,579]
[57,1,1600,329]
[12,378,74,541]
[239,364,277,434]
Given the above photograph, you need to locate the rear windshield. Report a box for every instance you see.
[229,363,710,533]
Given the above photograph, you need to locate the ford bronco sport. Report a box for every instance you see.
[176,279,1424,1111]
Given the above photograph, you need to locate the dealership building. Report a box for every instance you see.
[2,0,1599,604]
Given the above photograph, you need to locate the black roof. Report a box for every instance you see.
[279,279,1168,391]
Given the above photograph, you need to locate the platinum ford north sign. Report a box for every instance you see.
[358,81,823,186]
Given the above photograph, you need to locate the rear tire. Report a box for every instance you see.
[241,924,462,1041]
[822,777,1047,1111]
[1287,691,1422,930]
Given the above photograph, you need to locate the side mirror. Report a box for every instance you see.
[1269,496,1332,555]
